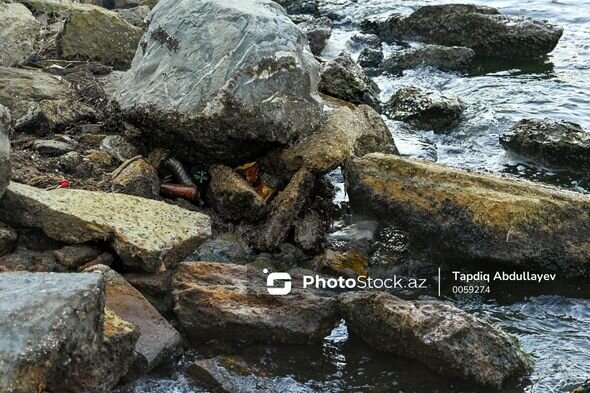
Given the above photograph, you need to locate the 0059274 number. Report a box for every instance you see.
[452,285,491,294]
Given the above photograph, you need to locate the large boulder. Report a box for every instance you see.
[0,182,211,272]
[339,292,531,387]
[319,53,381,111]
[116,0,323,166]
[86,265,182,378]
[0,3,41,67]
[345,153,590,277]
[0,272,138,393]
[385,85,464,132]
[373,4,563,59]
[172,261,340,344]
[0,105,10,199]
[381,45,476,74]
[279,104,398,173]
[500,119,590,171]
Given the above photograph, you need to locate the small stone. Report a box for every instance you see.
[101,135,139,163]
[294,210,325,252]
[296,16,333,56]
[358,47,384,69]
[53,244,102,269]
[0,222,17,257]
[381,45,476,74]
[111,157,160,199]
[385,85,464,132]
[319,53,381,111]
[32,139,75,156]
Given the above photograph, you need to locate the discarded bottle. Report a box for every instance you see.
[164,157,195,185]
[160,183,200,203]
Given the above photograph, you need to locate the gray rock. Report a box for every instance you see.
[319,53,381,111]
[0,272,102,392]
[115,5,150,27]
[278,104,398,173]
[116,0,323,166]
[0,105,10,199]
[172,261,340,344]
[58,3,143,68]
[345,153,590,277]
[358,47,384,69]
[206,164,267,222]
[190,232,253,263]
[273,0,317,15]
[101,135,139,162]
[385,85,464,132]
[500,119,590,171]
[32,139,75,156]
[0,222,17,257]
[294,210,325,252]
[381,45,476,74]
[296,16,333,56]
[0,3,41,67]
[256,168,315,251]
[110,156,160,199]
[86,265,182,379]
[0,67,97,135]
[53,244,102,269]
[0,182,211,272]
[339,291,531,387]
[376,4,563,59]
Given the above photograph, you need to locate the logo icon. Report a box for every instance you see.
[263,269,292,295]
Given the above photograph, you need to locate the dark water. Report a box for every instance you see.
[118,1,590,392]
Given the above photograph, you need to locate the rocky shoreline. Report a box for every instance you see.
[0,0,587,392]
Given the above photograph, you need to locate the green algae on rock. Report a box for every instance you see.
[0,183,211,272]
[345,153,590,276]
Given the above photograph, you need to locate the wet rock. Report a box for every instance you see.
[59,4,142,68]
[296,16,333,56]
[385,85,464,132]
[101,135,139,163]
[345,153,590,277]
[294,210,325,252]
[111,156,160,199]
[279,104,398,173]
[86,265,182,378]
[358,47,384,69]
[115,5,150,27]
[116,0,323,166]
[0,223,17,257]
[369,225,410,266]
[315,248,368,277]
[0,105,10,199]
[0,3,41,67]
[256,168,315,250]
[32,139,75,156]
[377,4,563,59]
[124,271,173,316]
[186,355,309,393]
[381,45,476,74]
[189,233,253,264]
[273,0,317,15]
[0,182,211,272]
[206,164,267,222]
[172,261,340,344]
[339,291,531,387]
[572,380,590,393]
[500,119,590,171]
[0,272,105,392]
[319,53,381,111]
[53,244,102,269]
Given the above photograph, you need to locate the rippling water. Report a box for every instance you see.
[119,1,590,392]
